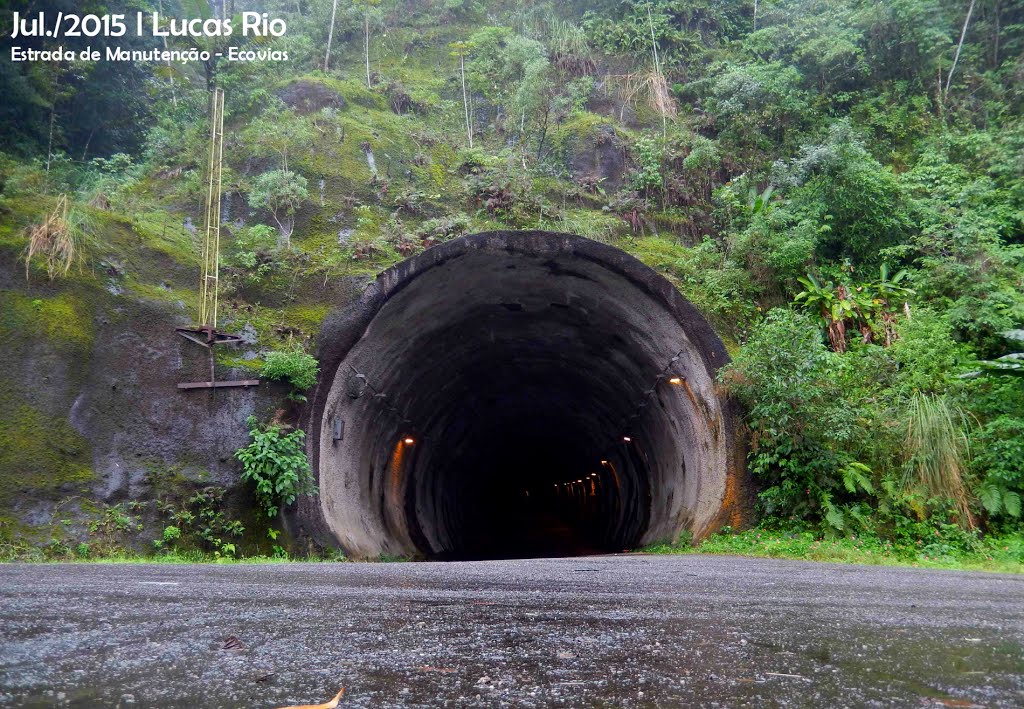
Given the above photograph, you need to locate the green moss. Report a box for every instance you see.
[0,195,54,250]
[321,76,389,111]
[274,75,389,113]
[123,279,196,310]
[550,111,617,159]
[2,193,197,300]
[280,303,332,332]
[217,300,334,350]
[0,290,94,350]
[651,209,697,236]
[0,387,94,508]
[216,353,264,372]
[127,210,199,267]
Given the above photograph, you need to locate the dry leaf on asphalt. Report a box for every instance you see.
[274,687,345,709]
[221,636,245,651]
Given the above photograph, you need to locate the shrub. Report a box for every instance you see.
[229,224,279,269]
[629,136,664,197]
[972,417,1024,522]
[887,310,971,396]
[235,416,315,518]
[154,486,244,558]
[720,309,865,527]
[261,350,319,392]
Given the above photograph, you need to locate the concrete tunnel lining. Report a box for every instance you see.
[296,231,747,559]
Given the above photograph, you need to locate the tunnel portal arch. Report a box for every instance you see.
[296,231,748,559]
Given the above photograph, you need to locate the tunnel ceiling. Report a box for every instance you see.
[297,231,747,560]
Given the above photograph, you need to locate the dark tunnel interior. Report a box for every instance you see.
[402,323,655,560]
[307,233,736,560]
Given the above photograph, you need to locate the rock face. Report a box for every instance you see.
[552,115,628,192]
[276,79,347,115]
[73,303,265,500]
[0,244,287,547]
[295,231,751,560]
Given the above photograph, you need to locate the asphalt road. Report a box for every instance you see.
[0,556,1021,708]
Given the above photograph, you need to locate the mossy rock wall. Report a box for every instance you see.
[0,205,352,552]
[551,113,629,192]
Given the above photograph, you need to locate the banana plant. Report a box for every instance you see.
[794,273,836,325]
[870,264,914,303]
[747,184,775,215]
[795,273,857,352]
[865,264,915,345]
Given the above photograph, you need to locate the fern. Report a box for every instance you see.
[979,484,1022,518]
[841,462,874,495]
[979,483,1003,515]
[1007,492,1023,518]
[821,492,845,531]
[825,506,845,531]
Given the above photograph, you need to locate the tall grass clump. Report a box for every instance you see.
[23,194,90,280]
[549,20,591,58]
[903,393,975,529]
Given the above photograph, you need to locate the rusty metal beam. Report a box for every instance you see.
[177,380,260,390]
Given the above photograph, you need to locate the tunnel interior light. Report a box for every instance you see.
[404,437,415,445]
[600,460,608,465]
[623,436,632,442]
[668,376,683,385]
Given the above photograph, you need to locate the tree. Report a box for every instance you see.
[325,0,340,71]
[466,27,551,155]
[247,107,312,173]
[776,121,913,262]
[353,0,382,88]
[450,41,475,148]
[944,0,976,97]
[704,61,810,169]
[248,170,310,247]
[171,0,232,92]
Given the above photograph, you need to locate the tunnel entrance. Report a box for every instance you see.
[297,231,747,560]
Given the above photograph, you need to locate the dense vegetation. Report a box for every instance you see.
[2,0,1022,564]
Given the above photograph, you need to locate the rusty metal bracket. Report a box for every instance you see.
[175,326,259,391]
[175,326,244,348]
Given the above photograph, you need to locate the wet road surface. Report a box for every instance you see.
[0,555,1021,707]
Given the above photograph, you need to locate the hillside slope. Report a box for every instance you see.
[1,0,1022,560]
